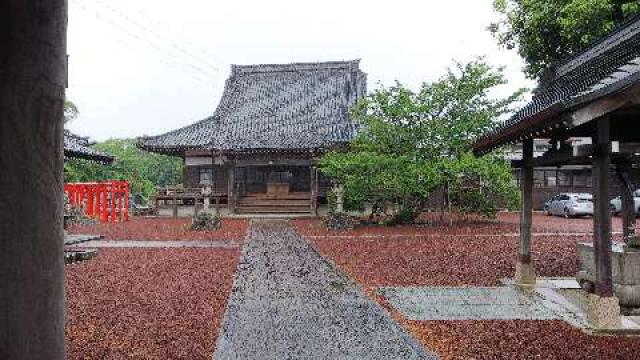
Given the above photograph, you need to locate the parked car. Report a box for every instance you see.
[544,193,593,218]
[610,189,640,215]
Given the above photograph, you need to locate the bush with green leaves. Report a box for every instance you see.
[190,212,221,231]
[319,59,521,222]
[387,206,421,226]
[325,212,358,230]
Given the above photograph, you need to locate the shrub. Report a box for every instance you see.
[387,206,420,226]
[325,213,357,230]
[190,212,221,231]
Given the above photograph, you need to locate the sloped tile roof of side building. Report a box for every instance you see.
[137,60,367,155]
[473,15,640,155]
[64,130,114,164]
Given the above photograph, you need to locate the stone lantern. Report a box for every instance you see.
[333,183,345,214]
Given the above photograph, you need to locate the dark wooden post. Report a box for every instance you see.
[0,1,67,358]
[310,166,318,215]
[592,116,614,297]
[615,161,637,247]
[228,165,236,214]
[516,138,536,285]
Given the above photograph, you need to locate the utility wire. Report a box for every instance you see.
[99,0,226,72]
[114,0,227,71]
[91,0,223,75]
[70,0,220,84]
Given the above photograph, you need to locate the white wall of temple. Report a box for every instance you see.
[185,156,227,166]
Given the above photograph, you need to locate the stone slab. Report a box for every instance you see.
[64,234,102,245]
[380,287,557,321]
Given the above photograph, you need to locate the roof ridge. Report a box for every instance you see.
[231,60,361,75]
[552,14,640,78]
[64,129,90,145]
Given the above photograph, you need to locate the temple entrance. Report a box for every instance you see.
[233,166,315,214]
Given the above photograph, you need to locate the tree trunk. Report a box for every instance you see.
[0,1,67,359]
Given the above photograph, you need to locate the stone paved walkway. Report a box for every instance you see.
[213,220,435,360]
[69,239,238,248]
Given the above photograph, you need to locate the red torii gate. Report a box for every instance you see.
[64,181,129,223]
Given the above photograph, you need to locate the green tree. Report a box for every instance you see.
[63,100,79,124]
[491,0,640,78]
[64,138,182,203]
[319,60,521,221]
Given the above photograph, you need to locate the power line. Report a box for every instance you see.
[90,0,224,75]
[103,0,227,72]
[70,0,217,85]
[114,0,227,70]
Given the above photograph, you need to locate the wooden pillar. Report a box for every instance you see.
[0,1,67,357]
[111,186,117,223]
[592,117,614,297]
[310,166,318,215]
[228,165,236,214]
[516,138,536,285]
[615,161,637,247]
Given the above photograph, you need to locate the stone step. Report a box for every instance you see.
[237,199,311,206]
[242,192,311,200]
[235,206,312,214]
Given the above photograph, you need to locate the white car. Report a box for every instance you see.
[610,190,640,215]
[544,193,593,218]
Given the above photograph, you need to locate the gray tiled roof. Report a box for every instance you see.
[138,60,367,154]
[64,130,114,163]
[474,16,640,154]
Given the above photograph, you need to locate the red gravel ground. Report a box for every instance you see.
[68,217,248,241]
[293,214,597,287]
[293,212,640,359]
[293,212,639,238]
[305,233,588,287]
[65,248,239,360]
[408,320,640,360]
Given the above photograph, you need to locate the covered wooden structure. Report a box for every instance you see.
[473,16,640,321]
[138,61,367,214]
[63,130,113,164]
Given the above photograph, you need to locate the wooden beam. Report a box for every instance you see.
[570,81,640,128]
[592,116,614,297]
[234,158,312,167]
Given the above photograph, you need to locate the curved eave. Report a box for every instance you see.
[473,69,640,157]
[135,141,192,157]
[472,103,566,156]
[64,150,114,164]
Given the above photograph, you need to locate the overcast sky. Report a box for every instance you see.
[66,0,534,141]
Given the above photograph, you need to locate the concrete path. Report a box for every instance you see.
[213,220,435,360]
[68,239,238,249]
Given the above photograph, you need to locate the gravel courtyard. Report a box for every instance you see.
[65,247,240,360]
[68,217,249,241]
[293,212,640,359]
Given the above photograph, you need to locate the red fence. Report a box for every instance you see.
[64,181,129,223]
